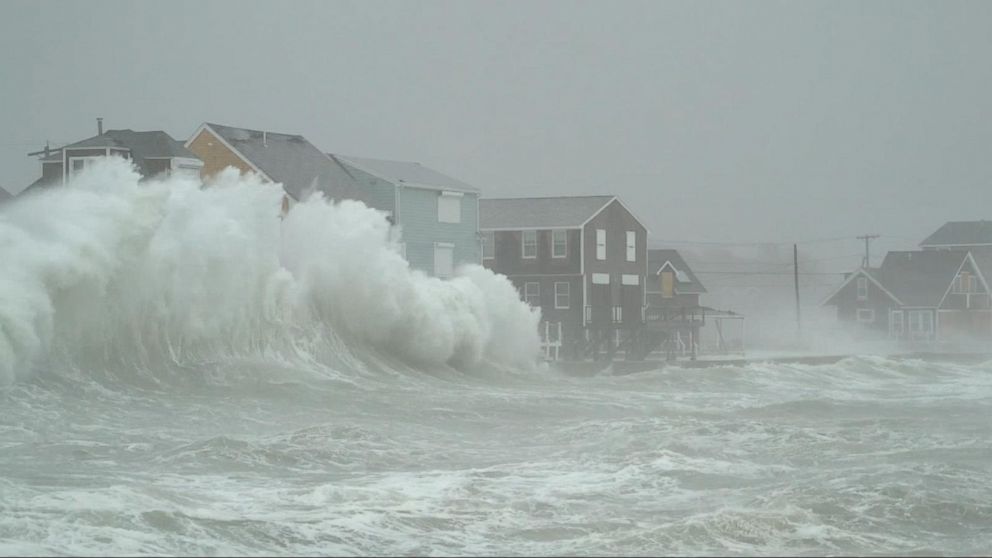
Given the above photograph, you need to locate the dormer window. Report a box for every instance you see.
[68,156,102,179]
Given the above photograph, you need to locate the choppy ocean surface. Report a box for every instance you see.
[1,160,990,555]
[2,355,991,556]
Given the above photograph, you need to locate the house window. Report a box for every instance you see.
[482,231,495,260]
[622,274,640,286]
[524,282,540,307]
[522,230,538,259]
[953,271,976,294]
[891,310,904,336]
[437,192,462,224]
[596,229,606,260]
[660,271,675,298]
[626,231,636,262]
[591,273,610,285]
[552,230,567,258]
[68,156,102,178]
[554,282,570,309]
[434,243,454,278]
[908,310,933,337]
[857,277,868,301]
[856,308,875,323]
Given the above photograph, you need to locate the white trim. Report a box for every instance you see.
[595,229,606,260]
[820,268,902,307]
[524,281,540,307]
[625,230,636,262]
[890,309,904,337]
[921,242,992,248]
[439,190,464,197]
[577,196,653,235]
[185,123,272,182]
[433,242,455,278]
[580,228,586,326]
[592,273,610,285]
[521,230,538,259]
[937,253,985,308]
[552,229,568,259]
[437,193,461,224]
[856,276,868,301]
[480,226,582,232]
[554,281,570,309]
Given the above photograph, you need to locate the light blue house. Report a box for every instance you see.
[329,155,481,277]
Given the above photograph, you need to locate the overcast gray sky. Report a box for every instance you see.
[2,0,990,267]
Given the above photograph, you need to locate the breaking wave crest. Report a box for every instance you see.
[0,158,541,385]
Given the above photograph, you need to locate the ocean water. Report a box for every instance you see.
[2,160,991,556]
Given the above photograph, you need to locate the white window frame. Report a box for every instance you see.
[522,230,537,259]
[434,242,454,278]
[482,231,495,260]
[596,229,606,260]
[552,229,567,259]
[592,273,610,285]
[68,156,102,178]
[856,277,868,301]
[891,310,904,336]
[622,274,640,286]
[437,191,462,224]
[908,310,933,336]
[626,231,636,262]
[856,308,875,323]
[953,272,975,294]
[554,281,570,309]
[524,282,540,307]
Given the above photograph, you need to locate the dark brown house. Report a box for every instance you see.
[480,195,649,360]
[25,125,202,192]
[823,250,991,344]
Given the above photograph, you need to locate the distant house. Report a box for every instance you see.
[332,155,481,277]
[185,122,379,215]
[921,220,992,281]
[823,250,990,343]
[480,195,649,360]
[645,249,708,354]
[25,127,202,192]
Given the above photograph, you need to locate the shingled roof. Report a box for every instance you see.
[480,195,616,229]
[334,155,479,193]
[197,123,379,209]
[648,249,707,293]
[920,221,992,247]
[875,250,971,307]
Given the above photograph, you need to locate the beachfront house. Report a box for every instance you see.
[823,250,991,345]
[24,122,202,192]
[480,195,648,360]
[645,249,708,356]
[330,155,481,277]
[185,122,381,217]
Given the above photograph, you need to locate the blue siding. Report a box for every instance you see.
[398,186,480,275]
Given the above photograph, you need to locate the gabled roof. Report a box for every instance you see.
[876,250,970,307]
[334,155,479,193]
[39,130,200,179]
[193,123,377,208]
[648,249,706,293]
[971,251,992,289]
[479,195,617,229]
[822,267,900,307]
[920,220,992,247]
[0,187,11,203]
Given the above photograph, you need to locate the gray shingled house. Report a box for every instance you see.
[24,126,203,193]
[480,195,649,360]
[185,122,379,215]
[823,250,991,343]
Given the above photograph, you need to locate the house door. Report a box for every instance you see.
[661,271,674,298]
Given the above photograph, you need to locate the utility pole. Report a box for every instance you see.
[857,234,880,268]
[794,243,801,342]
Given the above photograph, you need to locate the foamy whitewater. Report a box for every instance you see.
[1,160,991,556]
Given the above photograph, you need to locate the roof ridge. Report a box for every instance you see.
[206,122,305,140]
[482,194,615,201]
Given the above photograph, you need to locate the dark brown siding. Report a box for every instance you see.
[582,199,648,321]
[488,229,581,275]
